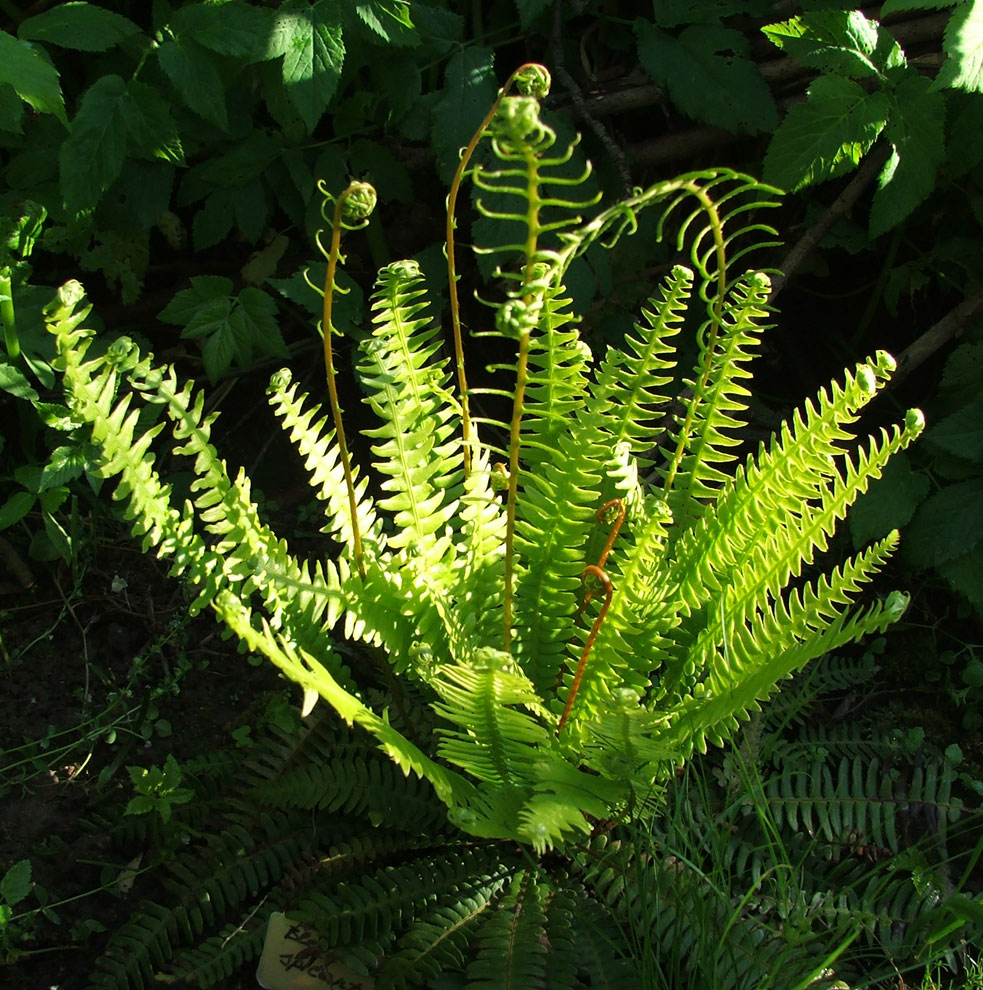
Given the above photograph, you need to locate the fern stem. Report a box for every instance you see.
[322,185,374,579]
[503,130,547,653]
[446,63,548,480]
[578,500,624,617]
[503,325,531,654]
[558,565,613,733]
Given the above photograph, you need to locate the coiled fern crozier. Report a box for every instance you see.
[53,65,922,853]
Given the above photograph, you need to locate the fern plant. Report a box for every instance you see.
[51,64,923,855]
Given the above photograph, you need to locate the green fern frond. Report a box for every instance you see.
[358,260,464,565]
[662,271,770,524]
[591,265,691,459]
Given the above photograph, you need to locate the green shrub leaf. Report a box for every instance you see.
[0,859,31,907]
[870,76,945,236]
[354,0,419,45]
[763,75,890,189]
[19,2,141,53]
[933,0,983,93]
[903,478,983,568]
[763,10,904,79]
[849,451,929,546]
[171,0,272,59]
[431,46,497,181]
[636,21,777,133]
[157,39,229,131]
[0,31,66,124]
[60,76,182,214]
[267,0,345,133]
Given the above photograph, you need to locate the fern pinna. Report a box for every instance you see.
[52,65,923,856]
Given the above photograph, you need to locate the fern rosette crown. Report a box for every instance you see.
[51,71,923,852]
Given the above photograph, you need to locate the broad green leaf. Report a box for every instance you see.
[849,451,929,547]
[903,478,983,568]
[0,490,36,530]
[159,276,234,325]
[431,46,497,181]
[635,22,777,133]
[157,39,228,130]
[60,76,182,213]
[0,82,24,133]
[948,93,983,175]
[171,0,271,59]
[925,393,983,461]
[514,0,552,30]
[933,0,983,92]
[0,31,66,123]
[19,2,140,53]
[120,81,185,165]
[763,75,890,189]
[0,362,39,401]
[938,545,983,610]
[192,190,236,249]
[869,75,945,236]
[267,0,345,133]
[40,445,88,491]
[762,10,904,79]
[187,130,280,189]
[60,75,129,213]
[231,286,287,356]
[161,280,286,380]
[354,1,418,45]
[0,859,31,906]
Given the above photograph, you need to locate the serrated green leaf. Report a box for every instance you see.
[0,362,39,401]
[763,75,890,189]
[636,21,777,133]
[938,545,983,611]
[161,280,286,380]
[926,393,983,461]
[267,0,345,133]
[431,46,497,181]
[201,321,237,381]
[0,490,36,530]
[0,82,24,133]
[159,275,233,323]
[762,10,904,79]
[903,478,983,568]
[192,189,235,249]
[157,39,228,130]
[122,80,185,164]
[933,0,983,93]
[171,0,271,59]
[0,31,66,123]
[869,76,945,236]
[849,451,929,546]
[189,130,280,189]
[0,859,32,906]
[39,445,88,491]
[19,2,140,53]
[233,178,269,242]
[355,1,418,45]
[60,76,183,213]
[234,286,288,355]
[948,93,983,175]
[59,75,128,213]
